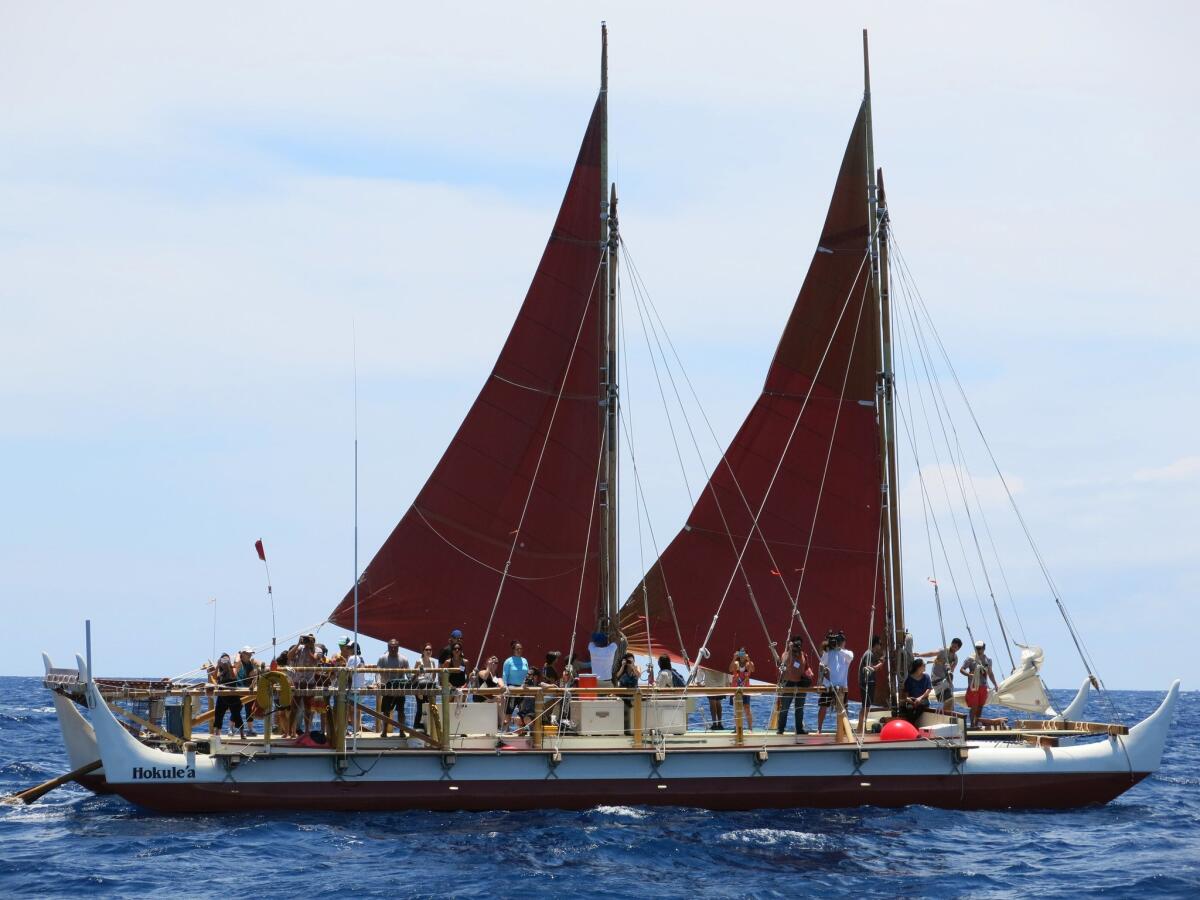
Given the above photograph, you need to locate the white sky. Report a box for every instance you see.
[3,3,1196,689]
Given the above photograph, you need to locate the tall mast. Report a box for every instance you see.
[599,23,620,638]
[863,30,905,709]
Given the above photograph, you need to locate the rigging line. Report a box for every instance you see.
[687,248,873,682]
[620,237,815,646]
[478,254,607,664]
[894,268,1015,669]
[168,619,330,683]
[411,508,584,581]
[779,270,870,658]
[896,257,1033,647]
[618,403,691,668]
[888,236,1111,703]
[617,279,690,668]
[615,282,655,672]
[858,504,885,739]
[889,268,950,656]
[893,285,977,645]
[555,423,609,755]
[891,258,1018,667]
[625,258,694,506]
[891,275,997,651]
[621,260,776,664]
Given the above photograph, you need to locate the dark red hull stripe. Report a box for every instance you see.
[111,772,1148,813]
[77,773,114,795]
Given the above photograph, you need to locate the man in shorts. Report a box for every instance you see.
[960,640,1000,729]
[816,630,854,735]
[918,637,962,714]
[377,638,410,736]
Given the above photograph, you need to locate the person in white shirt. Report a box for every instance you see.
[654,655,682,688]
[587,632,619,686]
[344,641,369,733]
[816,630,854,735]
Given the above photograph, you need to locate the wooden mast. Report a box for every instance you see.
[599,23,620,638]
[863,30,905,710]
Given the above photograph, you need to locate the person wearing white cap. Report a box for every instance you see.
[960,640,1001,729]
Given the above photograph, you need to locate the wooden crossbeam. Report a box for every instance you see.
[108,703,187,747]
[1014,719,1128,736]
[348,698,436,748]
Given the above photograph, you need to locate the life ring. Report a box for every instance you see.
[256,669,293,710]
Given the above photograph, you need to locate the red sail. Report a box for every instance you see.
[620,105,883,693]
[330,98,605,662]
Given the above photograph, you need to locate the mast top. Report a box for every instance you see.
[862,29,871,99]
[601,22,608,93]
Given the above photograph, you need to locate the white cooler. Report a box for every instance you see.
[571,699,624,735]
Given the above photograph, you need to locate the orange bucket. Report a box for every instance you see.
[577,673,598,698]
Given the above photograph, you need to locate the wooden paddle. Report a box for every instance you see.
[7,759,103,805]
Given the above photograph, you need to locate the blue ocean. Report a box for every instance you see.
[1,677,1196,898]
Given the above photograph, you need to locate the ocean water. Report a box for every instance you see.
[1,676,1196,898]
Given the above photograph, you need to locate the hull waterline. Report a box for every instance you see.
[109,770,1147,814]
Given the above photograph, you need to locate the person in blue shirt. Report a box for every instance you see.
[502,640,531,733]
[901,658,934,724]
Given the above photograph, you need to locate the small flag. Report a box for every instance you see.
[255,539,266,561]
[927,577,938,587]
[770,569,781,577]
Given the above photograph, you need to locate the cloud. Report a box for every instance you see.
[3,3,1198,686]
[1134,456,1200,483]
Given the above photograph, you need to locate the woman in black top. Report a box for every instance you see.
[447,641,469,689]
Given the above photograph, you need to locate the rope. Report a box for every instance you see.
[893,281,994,647]
[412,507,584,582]
[889,229,1113,716]
[778,271,872,657]
[621,253,777,663]
[893,267,1013,667]
[554,424,609,754]
[169,618,330,683]
[477,254,607,663]
[615,280,690,668]
[616,279,663,674]
[689,248,871,683]
[622,236,827,665]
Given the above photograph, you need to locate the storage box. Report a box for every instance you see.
[446,701,500,737]
[571,699,624,735]
[644,699,688,735]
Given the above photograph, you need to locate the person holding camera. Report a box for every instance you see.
[728,648,756,730]
[616,653,641,735]
[776,636,812,735]
[859,634,885,718]
[816,629,854,735]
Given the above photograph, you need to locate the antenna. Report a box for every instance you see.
[352,318,360,751]
[208,596,218,664]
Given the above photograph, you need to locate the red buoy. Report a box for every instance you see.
[880,719,920,742]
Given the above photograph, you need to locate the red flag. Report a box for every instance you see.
[255,539,266,561]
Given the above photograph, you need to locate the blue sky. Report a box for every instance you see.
[2,3,1196,689]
